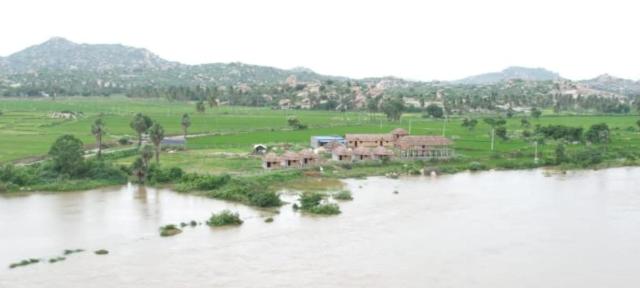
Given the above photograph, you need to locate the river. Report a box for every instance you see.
[1,168,640,287]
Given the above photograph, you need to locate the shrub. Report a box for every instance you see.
[118,137,131,145]
[468,162,486,171]
[179,173,231,190]
[159,224,183,237]
[333,190,353,200]
[207,210,243,227]
[308,203,341,215]
[573,148,603,167]
[299,192,323,210]
[249,191,281,207]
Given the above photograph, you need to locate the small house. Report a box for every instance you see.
[372,146,394,161]
[391,128,409,140]
[262,153,280,169]
[280,151,302,168]
[299,149,319,166]
[352,147,373,161]
[396,136,454,159]
[310,136,346,148]
[345,134,395,149]
[331,146,352,162]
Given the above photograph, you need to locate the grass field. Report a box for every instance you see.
[1,97,640,175]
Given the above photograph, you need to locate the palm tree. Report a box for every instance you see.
[148,123,165,164]
[130,113,153,147]
[181,113,191,140]
[91,118,106,157]
[139,144,154,168]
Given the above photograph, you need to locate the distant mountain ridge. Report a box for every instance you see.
[2,37,180,73]
[1,37,640,100]
[455,66,562,85]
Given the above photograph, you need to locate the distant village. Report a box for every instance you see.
[260,128,454,169]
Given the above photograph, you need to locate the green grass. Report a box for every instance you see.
[1,97,640,178]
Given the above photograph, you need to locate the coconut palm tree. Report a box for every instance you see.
[91,118,106,157]
[130,113,153,147]
[148,123,165,164]
[181,113,191,140]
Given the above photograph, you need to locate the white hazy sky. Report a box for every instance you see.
[1,0,639,81]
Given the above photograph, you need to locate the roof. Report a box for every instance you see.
[253,144,267,149]
[373,146,394,156]
[264,152,280,162]
[161,137,186,145]
[391,128,409,136]
[311,136,345,141]
[281,151,301,160]
[345,134,394,142]
[332,146,352,156]
[324,141,344,150]
[352,147,372,156]
[396,136,452,148]
[299,149,318,158]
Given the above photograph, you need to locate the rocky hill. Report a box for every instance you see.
[579,74,640,97]
[2,37,180,73]
[455,66,562,85]
[0,37,344,88]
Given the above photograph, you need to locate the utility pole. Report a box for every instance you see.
[534,141,539,164]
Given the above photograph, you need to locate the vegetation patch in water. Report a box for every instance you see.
[63,249,84,255]
[206,210,243,227]
[159,224,183,237]
[298,192,341,215]
[48,257,66,263]
[333,190,353,200]
[8,258,40,269]
[94,249,109,255]
[264,217,274,223]
[308,203,341,215]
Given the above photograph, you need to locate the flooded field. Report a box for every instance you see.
[2,168,640,287]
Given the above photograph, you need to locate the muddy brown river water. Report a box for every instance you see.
[2,168,640,287]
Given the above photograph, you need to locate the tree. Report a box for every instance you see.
[506,107,515,118]
[555,143,567,164]
[381,97,405,121]
[636,119,640,131]
[48,135,84,176]
[495,126,508,141]
[461,118,478,131]
[424,104,444,118]
[91,118,106,157]
[148,123,165,164]
[131,157,147,183]
[130,113,153,147]
[287,116,307,130]
[531,107,542,119]
[139,144,154,168]
[196,100,206,113]
[521,118,530,128]
[585,123,610,144]
[180,113,191,139]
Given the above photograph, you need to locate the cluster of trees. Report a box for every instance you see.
[534,123,610,144]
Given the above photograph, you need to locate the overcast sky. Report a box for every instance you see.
[1,0,639,81]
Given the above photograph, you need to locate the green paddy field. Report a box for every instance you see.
[1,96,639,174]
